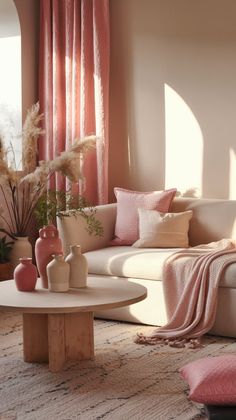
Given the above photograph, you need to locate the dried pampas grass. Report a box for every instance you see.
[0,102,97,238]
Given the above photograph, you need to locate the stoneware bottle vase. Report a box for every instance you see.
[65,244,88,288]
[14,257,37,291]
[35,224,63,288]
[47,254,69,292]
[10,236,32,271]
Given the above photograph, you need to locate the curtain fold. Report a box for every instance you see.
[39,0,110,204]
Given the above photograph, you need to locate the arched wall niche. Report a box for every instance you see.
[0,0,40,167]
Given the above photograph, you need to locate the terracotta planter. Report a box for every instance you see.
[0,262,13,281]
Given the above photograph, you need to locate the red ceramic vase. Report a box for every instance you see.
[35,224,63,288]
[14,258,37,291]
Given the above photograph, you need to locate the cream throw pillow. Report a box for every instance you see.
[133,209,193,248]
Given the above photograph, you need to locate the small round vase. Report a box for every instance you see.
[14,258,37,291]
[35,225,63,289]
[10,236,32,271]
[47,254,69,292]
[65,245,88,288]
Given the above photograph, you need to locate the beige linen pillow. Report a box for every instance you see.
[133,208,193,248]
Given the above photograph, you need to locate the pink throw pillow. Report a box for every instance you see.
[179,355,236,405]
[111,187,177,245]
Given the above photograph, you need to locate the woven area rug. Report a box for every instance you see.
[1,310,236,420]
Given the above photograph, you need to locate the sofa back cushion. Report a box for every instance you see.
[171,197,236,246]
[57,196,236,255]
[57,203,117,254]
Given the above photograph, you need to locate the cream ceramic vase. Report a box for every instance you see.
[46,254,69,292]
[10,236,32,271]
[65,245,88,288]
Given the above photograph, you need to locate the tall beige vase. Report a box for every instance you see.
[10,236,32,271]
[65,245,88,288]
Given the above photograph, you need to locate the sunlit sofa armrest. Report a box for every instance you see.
[57,203,117,255]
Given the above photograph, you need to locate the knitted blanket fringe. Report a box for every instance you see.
[135,238,236,348]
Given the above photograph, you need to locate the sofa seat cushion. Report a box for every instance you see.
[85,246,236,288]
[85,246,183,281]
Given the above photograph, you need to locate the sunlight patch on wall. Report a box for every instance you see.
[229,148,236,200]
[0,35,22,168]
[164,84,203,197]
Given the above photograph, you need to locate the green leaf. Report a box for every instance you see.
[0,235,14,263]
[34,189,104,237]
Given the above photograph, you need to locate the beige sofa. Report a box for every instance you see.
[57,197,236,338]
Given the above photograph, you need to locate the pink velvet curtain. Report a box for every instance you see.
[39,0,110,204]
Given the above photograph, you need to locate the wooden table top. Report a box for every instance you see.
[0,276,147,314]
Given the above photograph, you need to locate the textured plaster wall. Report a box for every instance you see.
[109,0,236,202]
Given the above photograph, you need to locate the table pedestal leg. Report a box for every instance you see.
[23,312,94,372]
[23,313,48,362]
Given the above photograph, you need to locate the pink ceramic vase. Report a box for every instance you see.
[35,224,63,288]
[14,258,37,291]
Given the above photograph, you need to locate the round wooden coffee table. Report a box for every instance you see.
[0,276,147,372]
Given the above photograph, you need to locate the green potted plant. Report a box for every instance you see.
[34,189,103,236]
[0,236,14,280]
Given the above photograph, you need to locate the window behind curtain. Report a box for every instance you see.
[0,0,22,168]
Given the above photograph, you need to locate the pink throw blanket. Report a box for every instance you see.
[135,239,236,348]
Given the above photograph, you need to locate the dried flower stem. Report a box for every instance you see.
[0,185,15,232]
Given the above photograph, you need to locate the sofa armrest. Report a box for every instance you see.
[57,203,117,255]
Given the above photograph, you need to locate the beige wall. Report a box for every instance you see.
[12,0,236,202]
[14,0,39,120]
[109,0,236,201]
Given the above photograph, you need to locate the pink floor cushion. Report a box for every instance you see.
[179,355,236,405]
